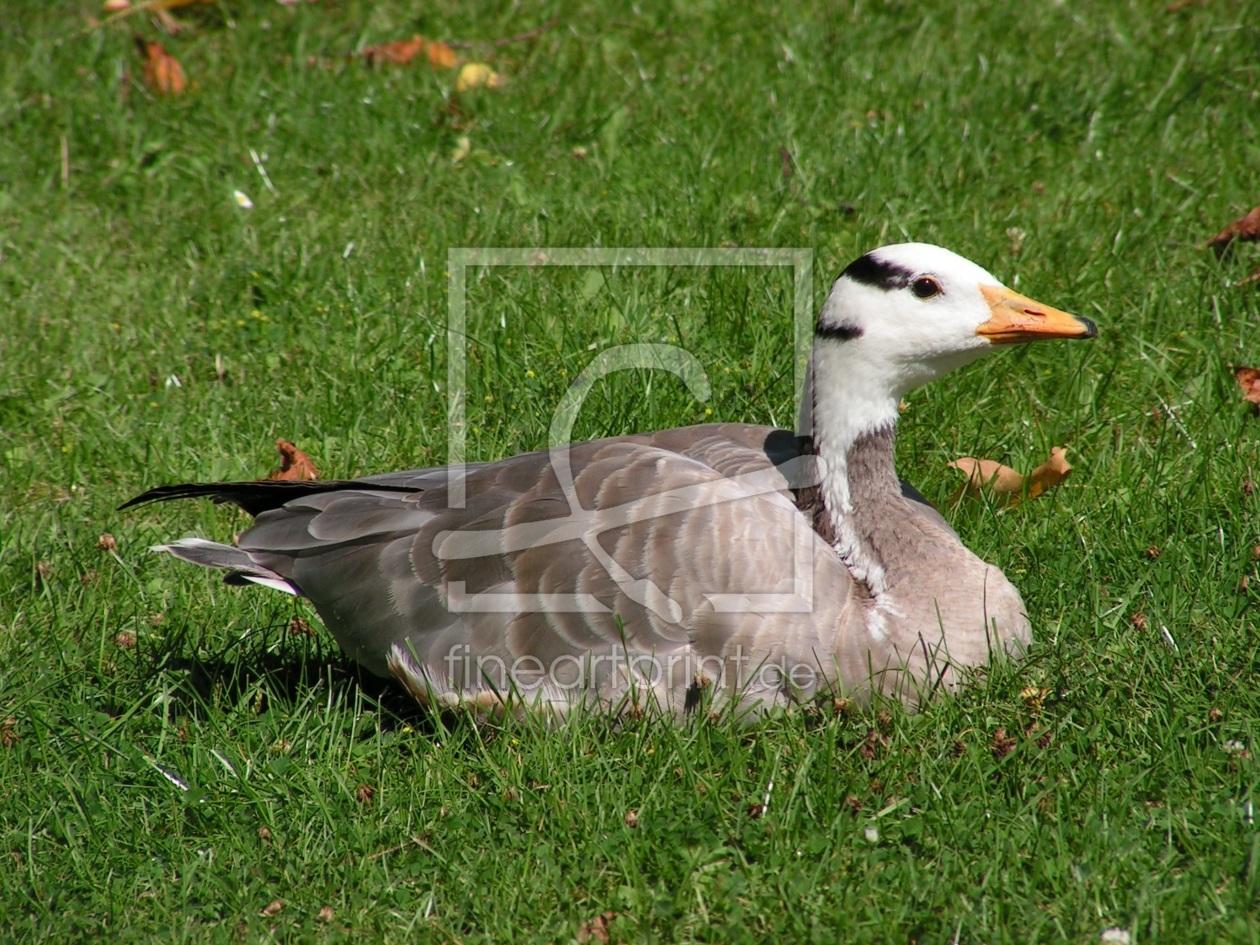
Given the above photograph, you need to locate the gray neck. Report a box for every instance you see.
[797,414,900,597]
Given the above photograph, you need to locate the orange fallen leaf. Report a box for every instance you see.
[455,62,505,91]
[269,439,319,481]
[137,37,187,96]
[360,35,458,69]
[1208,205,1260,256]
[1236,367,1260,411]
[949,457,1025,497]
[950,447,1073,505]
[360,36,421,65]
[1025,446,1073,499]
[426,40,458,70]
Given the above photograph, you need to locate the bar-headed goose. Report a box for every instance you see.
[124,243,1095,716]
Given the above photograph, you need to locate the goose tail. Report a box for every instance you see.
[154,538,302,596]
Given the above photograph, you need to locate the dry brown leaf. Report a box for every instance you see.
[360,36,423,65]
[949,457,1025,497]
[991,727,1017,760]
[576,911,618,944]
[455,62,505,91]
[269,439,319,481]
[1236,367,1260,411]
[105,0,213,22]
[137,38,187,96]
[360,36,458,69]
[260,899,284,918]
[1208,205,1260,256]
[1237,267,1260,287]
[426,40,458,70]
[153,8,184,33]
[1025,446,1073,498]
[950,447,1072,505]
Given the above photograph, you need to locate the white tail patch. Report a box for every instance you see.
[155,538,300,595]
[240,574,301,595]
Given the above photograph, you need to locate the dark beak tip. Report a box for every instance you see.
[1078,316,1099,339]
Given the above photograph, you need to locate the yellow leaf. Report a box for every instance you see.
[455,62,504,92]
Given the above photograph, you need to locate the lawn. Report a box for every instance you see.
[2,0,1259,941]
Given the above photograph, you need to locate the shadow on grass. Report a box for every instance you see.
[130,618,446,734]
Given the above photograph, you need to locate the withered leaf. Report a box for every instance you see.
[1025,446,1073,498]
[106,0,214,23]
[576,911,618,944]
[455,62,505,91]
[948,458,1024,497]
[360,36,458,69]
[268,439,319,481]
[137,37,187,96]
[950,447,1073,506]
[1236,367,1260,411]
[1208,205,1260,256]
[426,40,459,70]
[360,36,423,65]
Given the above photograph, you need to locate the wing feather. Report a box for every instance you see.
[150,424,866,711]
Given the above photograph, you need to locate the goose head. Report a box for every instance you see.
[804,243,1096,440]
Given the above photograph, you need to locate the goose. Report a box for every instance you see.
[123,243,1096,716]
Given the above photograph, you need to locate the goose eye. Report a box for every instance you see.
[911,277,941,299]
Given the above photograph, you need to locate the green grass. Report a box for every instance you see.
[2,0,1259,941]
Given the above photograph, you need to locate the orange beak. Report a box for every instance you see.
[976,285,1098,344]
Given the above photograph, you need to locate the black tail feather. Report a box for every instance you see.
[119,479,418,518]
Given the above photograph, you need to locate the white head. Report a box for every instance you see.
[800,242,1095,438]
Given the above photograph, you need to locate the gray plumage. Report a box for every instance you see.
[127,243,1096,717]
